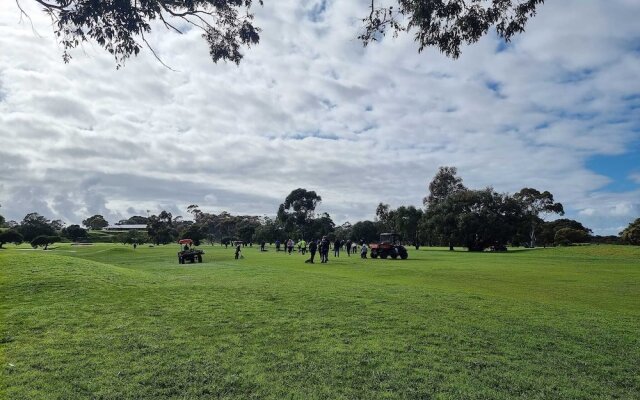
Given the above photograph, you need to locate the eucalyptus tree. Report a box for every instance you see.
[514,188,564,247]
[22,0,544,67]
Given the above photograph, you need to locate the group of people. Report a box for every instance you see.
[244,238,370,263]
[301,237,369,263]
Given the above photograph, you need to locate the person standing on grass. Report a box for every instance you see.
[235,244,242,259]
[287,238,294,255]
[360,242,368,259]
[320,236,329,263]
[306,239,317,263]
[333,239,341,257]
[299,239,307,255]
[345,240,351,256]
[351,241,358,255]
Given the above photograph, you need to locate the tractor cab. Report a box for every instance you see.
[379,233,402,246]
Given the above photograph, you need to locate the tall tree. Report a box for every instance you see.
[424,166,467,209]
[394,205,423,249]
[514,188,564,247]
[423,166,467,249]
[375,203,396,232]
[146,211,177,245]
[82,214,109,230]
[277,189,322,238]
[187,205,203,222]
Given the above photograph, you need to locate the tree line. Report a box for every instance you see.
[1,167,639,249]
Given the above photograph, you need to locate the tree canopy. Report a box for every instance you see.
[514,188,564,247]
[62,224,88,242]
[82,214,109,230]
[0,230,24,248]
[277,188,322,238]
[23,0,544,67]
[620,218,640,245]
[361,0,544,58]
[22,0,262,68]
[424,166,467,209]
[30,235,61,250]
[18,212,56,242]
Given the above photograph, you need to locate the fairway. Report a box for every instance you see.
[1,244,639,399]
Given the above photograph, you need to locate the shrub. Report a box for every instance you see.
[554,228,590,246]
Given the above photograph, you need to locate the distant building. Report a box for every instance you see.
[103,224,147,231]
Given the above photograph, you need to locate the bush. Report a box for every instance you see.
[554,228,590,246]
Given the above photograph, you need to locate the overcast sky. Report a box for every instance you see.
[1,0,639,235]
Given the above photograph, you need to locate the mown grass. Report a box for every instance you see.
[1,244,639,399]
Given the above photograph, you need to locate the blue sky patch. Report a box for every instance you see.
[586,145,640,192]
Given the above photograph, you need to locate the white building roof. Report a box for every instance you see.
[104,224,147,230]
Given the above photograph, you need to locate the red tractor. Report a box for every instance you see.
[369,233,408,260]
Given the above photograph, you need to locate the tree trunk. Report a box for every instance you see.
[530,219,536,248]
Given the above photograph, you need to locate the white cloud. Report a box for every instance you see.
[0,0,639,235]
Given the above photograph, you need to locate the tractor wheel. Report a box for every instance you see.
[399,247,408,259]
[370,250,378,259]
[379,252,388,259]
[390,253,398,259]
[197,255,203,263]
[178,257,184,264]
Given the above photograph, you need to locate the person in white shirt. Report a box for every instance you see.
[360,243,368,259]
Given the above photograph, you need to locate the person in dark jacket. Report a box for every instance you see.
[320,236,329,263]
[333,239,341,257]
[306,240,317,263]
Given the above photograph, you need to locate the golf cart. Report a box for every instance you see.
[177,239,205,264]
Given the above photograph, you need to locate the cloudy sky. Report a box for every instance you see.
[0,0,639,235]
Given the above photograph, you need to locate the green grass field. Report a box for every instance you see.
[1,244,639,399]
